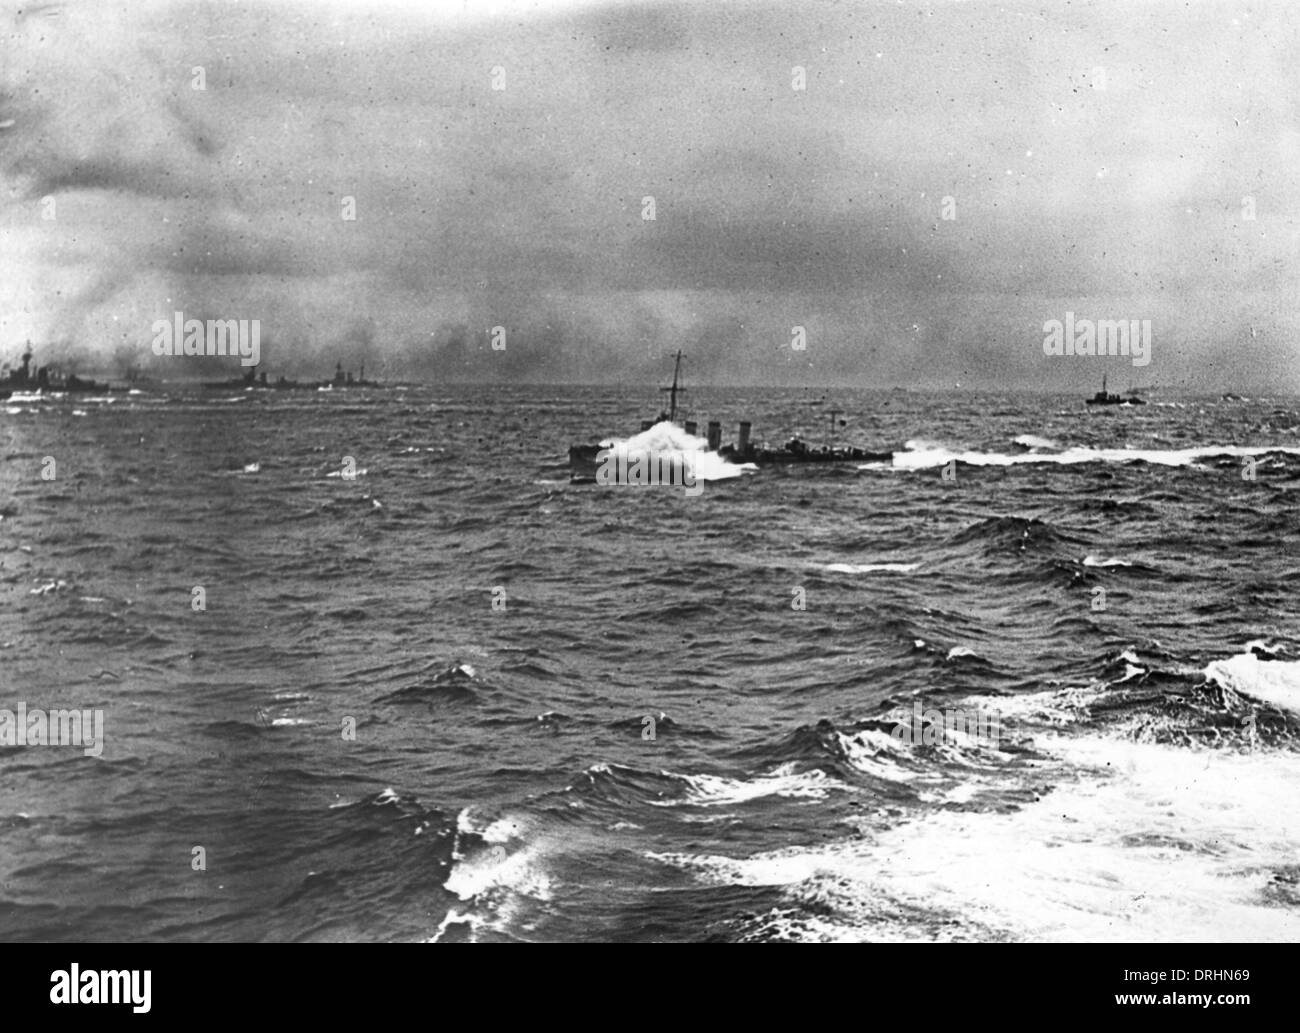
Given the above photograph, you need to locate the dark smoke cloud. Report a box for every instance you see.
[0,0,1297,392]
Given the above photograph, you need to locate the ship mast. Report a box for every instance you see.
[827,408,843,442]
[661,349,684,424]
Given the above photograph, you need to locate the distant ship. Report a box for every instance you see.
[200,367,316,391]
[200,360,381,392]
[1086,373,1146,406]
[320,361,381,389]
[568,351,891,482]
[1,343,121,399]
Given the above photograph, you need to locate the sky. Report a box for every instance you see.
[1,0,1298,391]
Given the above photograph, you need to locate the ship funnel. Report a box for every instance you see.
[737,421,752,454]
[707,421,722,450]
[640,419,654,432]
[684,420,698,436]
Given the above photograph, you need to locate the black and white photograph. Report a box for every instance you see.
[0,0,1296,980]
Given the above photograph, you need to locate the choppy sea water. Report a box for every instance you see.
[1,385,1298,942]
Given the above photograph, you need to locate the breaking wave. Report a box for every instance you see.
[598,421,755,482]
[878,440,1300,472]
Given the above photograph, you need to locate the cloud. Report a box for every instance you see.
[0,0,1297,391]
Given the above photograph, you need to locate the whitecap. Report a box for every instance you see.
[652,764,852,806]
[654,732,1300,942]
[874,442,1300,472]
[1205,652,1300,715]
[821,562,920,574]
[1083,554,1132,568]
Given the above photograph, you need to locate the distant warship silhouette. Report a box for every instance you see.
[201,359,381,392]
[1,343,118,398]
[1086,373,1146,406]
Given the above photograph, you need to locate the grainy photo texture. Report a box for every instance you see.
[1,0,1298,950]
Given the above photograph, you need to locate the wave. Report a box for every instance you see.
[651,765,851,807]
[374,661,481,705]
[575,760,851,808]
[819,562,921,574]
[657,736,1300,942]
[876,440,1300,472]
[1082,554,1132,568]
[435,808,554,941]
[597,421,756,482]
[1205,652,1300,715]
[946,514,1078,555]
[655,661,1300,941]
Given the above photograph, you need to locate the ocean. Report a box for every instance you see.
[1,384,1298,942]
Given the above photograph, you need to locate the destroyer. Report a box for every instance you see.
[1085,374,1147,406]
[568,351,892,482]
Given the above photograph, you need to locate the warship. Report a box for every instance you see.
[200,360,381,392]
[568,351,892,482]
[1086,373,1147,406]
[1,344,121,398]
